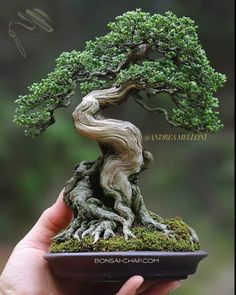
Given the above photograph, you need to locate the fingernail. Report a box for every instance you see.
[168,281,182,293]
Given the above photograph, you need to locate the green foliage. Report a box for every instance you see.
[50,217,199,252]
[14,9,226,136]
[14,51,81,136]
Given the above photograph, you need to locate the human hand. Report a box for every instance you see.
[0,190,181,295]
[115,276,181,294]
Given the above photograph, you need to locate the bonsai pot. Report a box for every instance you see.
[44,250,207,282]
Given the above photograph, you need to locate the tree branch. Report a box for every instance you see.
[77,43,151,82]
[134,95,182,128]
[152,87,190,111]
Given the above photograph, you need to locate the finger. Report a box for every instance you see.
[141,281,181,295]
[20,189,72,251]
[136,281,156,294]
[116,276,144,295]
[81,282,124,295]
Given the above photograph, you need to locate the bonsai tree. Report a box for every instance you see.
[14,10,226,246]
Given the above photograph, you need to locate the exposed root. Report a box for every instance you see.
[82,220,116,243]
[132,185,172,236]
[188,226,199,243]
[53,218,79,241]
[73,221,88,241]
[122,225,136,240]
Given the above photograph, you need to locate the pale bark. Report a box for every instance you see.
[72,83,143,221]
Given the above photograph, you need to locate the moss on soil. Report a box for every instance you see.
[50,217,200,253]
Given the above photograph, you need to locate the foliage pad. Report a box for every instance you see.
[14,10,226,137]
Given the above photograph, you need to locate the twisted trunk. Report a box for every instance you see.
[54,83,171,242]
[72,83,143,212]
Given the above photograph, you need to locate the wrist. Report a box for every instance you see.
[0,283,5,295]
[0,277,11,295]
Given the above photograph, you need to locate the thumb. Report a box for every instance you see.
[20,189,72,251]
